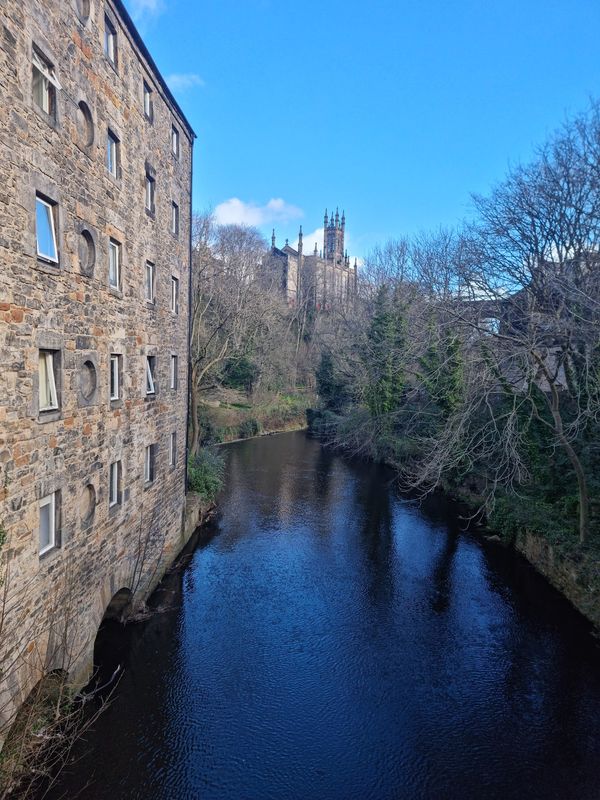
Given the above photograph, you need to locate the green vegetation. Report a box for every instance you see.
[187,448,225,503]
[197,391,310,446]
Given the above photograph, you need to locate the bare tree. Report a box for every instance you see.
[189,214,286,454]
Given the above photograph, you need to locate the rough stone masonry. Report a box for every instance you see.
[0,0,195,745]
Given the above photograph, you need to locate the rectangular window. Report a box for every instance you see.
[171,202,180,236]
[171,276,179,314]
[170,355,178,389]
[104,15,117,64]
[146,355,156,395]
[145,172,155,214]
[171,126,180,158]
[39,491,58,555]
[108,238,121,290]
[32,49,60,118]
[35,194,59,263]
[110,354,121,401]
[169,432,177,467]
[145,261,155,303]
[143,81,153,120]
[144,444,156,484]
[109,460,121,507]
[39,349,59,412]
[107,129,120,177]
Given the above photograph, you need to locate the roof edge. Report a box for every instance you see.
[111,0,197,140]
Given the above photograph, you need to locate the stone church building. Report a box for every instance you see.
[269,209,358,307]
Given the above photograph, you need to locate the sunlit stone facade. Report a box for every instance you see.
[0,0,194,744]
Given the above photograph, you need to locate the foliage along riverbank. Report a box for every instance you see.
[196,389,310,446]
[307,400,600,630]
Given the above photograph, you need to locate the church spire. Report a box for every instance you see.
[271,229,276,249]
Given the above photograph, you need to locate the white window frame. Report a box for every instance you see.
[109,238,121,290]
[35,195,59,263]
[39,350,59,412]
[143,81,153,120]
[146,356,156,395]
[145,173,155,213]
[110,354,120,401]
[171,276,179,314]
[109,461,120,507]
[145,261,155,303]
[107,129,119,177]
[39,492,56,555]
[32,49,61,116]
[169,432,176,467]
[144,444,155,483]
[104,15,117,64]
[170,355,178,389]
[171,126,180,158]
[171,202,179,236]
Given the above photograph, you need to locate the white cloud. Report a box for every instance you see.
[215,198,304,227]
[293,228,323,253]
[166,73,206,92]
[129,0,164,23]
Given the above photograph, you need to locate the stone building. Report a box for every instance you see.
[0,0,194,744]
[269,208,358,307]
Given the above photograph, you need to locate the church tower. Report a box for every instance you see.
[324,208,345,265]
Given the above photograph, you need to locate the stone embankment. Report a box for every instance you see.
[515,531,600,630]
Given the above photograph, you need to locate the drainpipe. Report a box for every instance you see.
[185,134,196,497]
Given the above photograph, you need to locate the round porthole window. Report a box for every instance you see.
[79,229,96,277]
[80,360,97,401]
[76,101,94,148]
[80,483,96,525]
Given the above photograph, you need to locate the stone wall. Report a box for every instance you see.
[516,531,600,629]
[0,0,194,744]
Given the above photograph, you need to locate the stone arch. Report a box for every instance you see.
[102,587,133,622]
[90,587,134,695]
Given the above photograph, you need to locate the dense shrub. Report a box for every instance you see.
[238,418,262,439]
[221,357,259,394]
[187,448,225,502]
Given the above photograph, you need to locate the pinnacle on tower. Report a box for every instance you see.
[271,229,276,248]
[324,209,329,226]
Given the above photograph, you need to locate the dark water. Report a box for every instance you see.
[47,432,600,800]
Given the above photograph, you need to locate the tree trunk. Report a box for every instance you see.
[540,365,590,544]
[190,365,200,457]
[557,432,589,545]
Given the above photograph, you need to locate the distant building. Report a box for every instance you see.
[269,209,358,307]
[0,0,194,746]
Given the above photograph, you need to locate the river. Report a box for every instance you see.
[45,431,600,799]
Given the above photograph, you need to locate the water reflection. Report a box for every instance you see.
[44,432,600,800]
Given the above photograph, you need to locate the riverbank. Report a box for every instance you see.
[198,389,311,445]
[515,531,600,629]
[307,410,600,631]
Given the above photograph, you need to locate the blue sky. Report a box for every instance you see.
[126,0,600,260]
